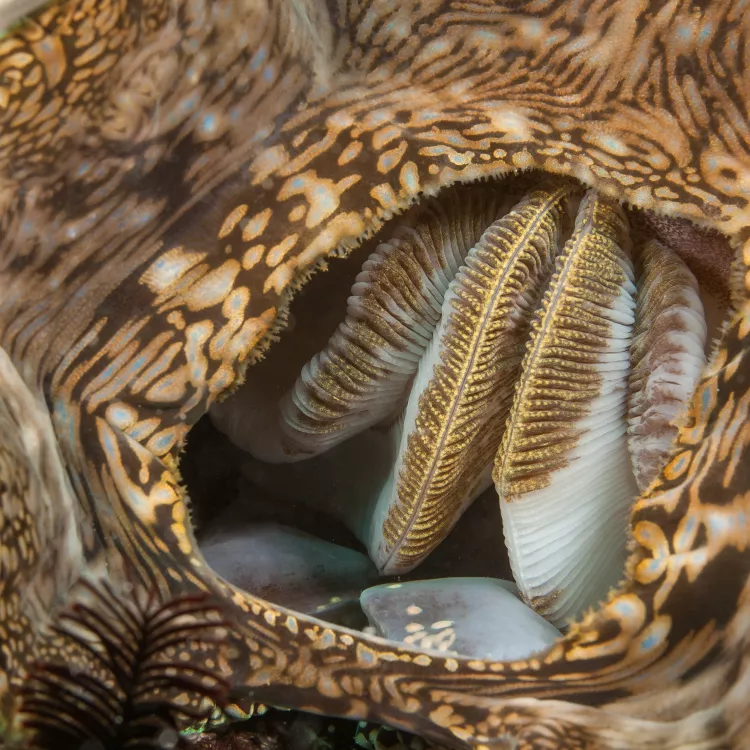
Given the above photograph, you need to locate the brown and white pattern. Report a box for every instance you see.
[372,183,572,573]
[0,1,749,748]
[495,191,638,626]
[628,239,708,492]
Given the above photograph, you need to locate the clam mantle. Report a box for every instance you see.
[0,1,749,749]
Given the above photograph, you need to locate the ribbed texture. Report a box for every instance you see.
[628,239,707,492]
[494,190,638,627]
[372,184,574,574]
[278,187,506,458]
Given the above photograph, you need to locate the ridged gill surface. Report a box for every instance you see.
[278,189,508,459]
[372,185,574,573]
[494,191,639,626]
[628,239,707,492]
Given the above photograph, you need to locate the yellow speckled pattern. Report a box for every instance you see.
[379,184,572,574]
[0,1,749,748]
[494,192,638,626]
[277,185,507,460]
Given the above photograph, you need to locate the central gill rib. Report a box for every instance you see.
[372,184,574,573]
[279,187,509,459]
[494,191,638,626]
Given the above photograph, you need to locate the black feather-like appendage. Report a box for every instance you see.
[19,578,231,750]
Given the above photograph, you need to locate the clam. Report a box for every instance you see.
[212,180,720,630]
[2,1,749,749]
